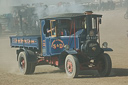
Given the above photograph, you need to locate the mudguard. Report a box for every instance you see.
[17,48,37,62]
[102,48,113,51]
[64,50,77,54]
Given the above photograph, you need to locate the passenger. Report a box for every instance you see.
[47,28,55,33]
[59,29,67,36]
[63,29,67,36]
[47,27,56,36]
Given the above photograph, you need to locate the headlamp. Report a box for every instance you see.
[102,42,108,48]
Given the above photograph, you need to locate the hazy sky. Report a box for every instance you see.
[0,0,121,14]
[0,0,75,14]
[0,0,75,6]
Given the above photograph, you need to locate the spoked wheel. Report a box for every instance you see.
[98,53,112,77]
[65,55,79,78]
[18,52,36,74]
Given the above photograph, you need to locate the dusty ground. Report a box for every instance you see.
[0,8,128,85]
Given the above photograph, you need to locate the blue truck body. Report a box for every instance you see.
[10,12,113,78]
[10,19,80,57]
[10,36,40,49]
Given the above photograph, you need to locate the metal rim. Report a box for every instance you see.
[19,56,25,70]
[66,59,73,73]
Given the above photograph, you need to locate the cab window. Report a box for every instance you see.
[50,20,56,37]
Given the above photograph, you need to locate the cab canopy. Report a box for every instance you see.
[40,12,102,38]
[41,13,102,20]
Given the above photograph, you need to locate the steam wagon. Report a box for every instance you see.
[10,11,113,78]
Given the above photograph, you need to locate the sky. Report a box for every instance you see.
[0,0,76,14]
[0,0,75,6]
[0,0,93,15]
[0,0,123,14]
[0,0,96,6]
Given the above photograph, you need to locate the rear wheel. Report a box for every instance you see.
[65,55,79,78]
[18,52,36,74]
[98,53,112,77]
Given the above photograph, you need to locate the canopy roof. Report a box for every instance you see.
[41,13,102,20]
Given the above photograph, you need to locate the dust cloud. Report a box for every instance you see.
[0,0,90,17]
[0,0,86,73]
[0,0,92,35]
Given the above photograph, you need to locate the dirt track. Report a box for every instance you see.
[0,8,128,85]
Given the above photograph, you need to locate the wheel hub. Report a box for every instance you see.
[21,59,25,69]
[67,60,73,73]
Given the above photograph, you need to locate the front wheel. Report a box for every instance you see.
[18,52,36,74]
[65,55,80,78]
[98,53,112,77]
